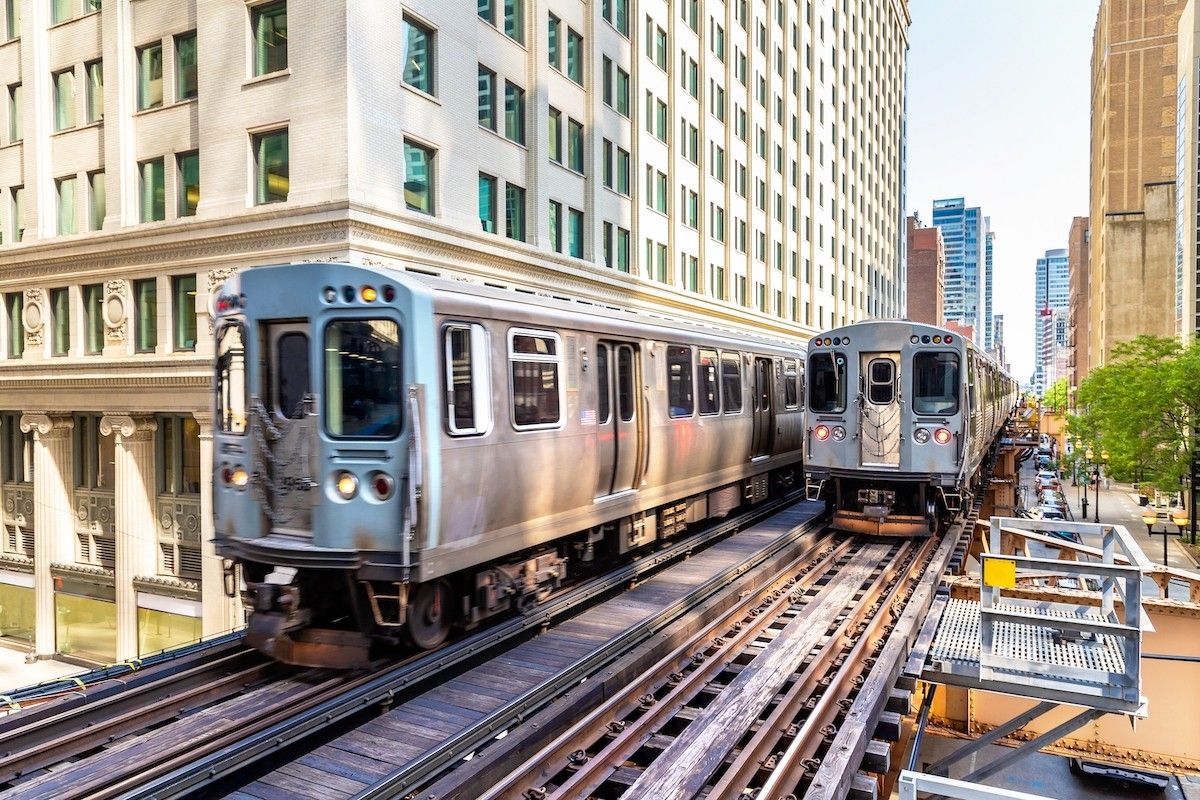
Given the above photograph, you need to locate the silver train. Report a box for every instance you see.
[803,320,1018,536]
[211,262,805,666]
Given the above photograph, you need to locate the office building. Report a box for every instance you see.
[1067,216,1089,389]
[1034,248,1069,395]
[1090,0,1183,369]
[0,0,914,662]
[930,197,989,345]
[1176,0,1200,343]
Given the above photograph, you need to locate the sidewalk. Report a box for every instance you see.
[0,645,82,694]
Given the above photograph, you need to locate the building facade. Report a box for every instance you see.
[1067,215,1090,390]
[930,196,988,345]
[0,0,913,662]
[904,212,943,326]
[991,312,1007,374]
[1177,0,1200,343]
[1090,0,1184,369]
[1033,247,1069,395]
[983,224,994,351]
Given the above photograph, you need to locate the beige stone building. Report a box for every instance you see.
[1177,0,1200,343]
[0,0,911,663]
[1089,0,1183,373]
[1067,215,1089,391]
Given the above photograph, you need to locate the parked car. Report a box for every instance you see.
[1039,490,1068,512]
[1036,505,1066,521]
[1036,475,1061,492]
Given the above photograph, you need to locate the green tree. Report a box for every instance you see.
[1072,336,1200,492]
[1040,378,1069,413]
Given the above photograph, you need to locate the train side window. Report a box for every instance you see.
[617,346,635,422]
[216,322,247,434]
[807,352,846,413]
[783,359,799,408]
[697,349,720,415]
[509,328,563,429]
[912,352,959,415]
[867,359,894,405]
[721,352,743,413]
[444,323,492,436]
[667,345,694,418]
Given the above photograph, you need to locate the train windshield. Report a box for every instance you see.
[808,352,846,413]
[324,319,403,438]
[912,352,960,415]
[216,322,247,434]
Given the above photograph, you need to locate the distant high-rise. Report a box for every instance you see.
[905,214,945,327]
[930,198,988,345]
[984,226,995,351]
[992,313,1008,373]
[1090,0,1183,368]
[1176,0,1200,343]
[1034,249,1070,394]
[1067,216,1090,388]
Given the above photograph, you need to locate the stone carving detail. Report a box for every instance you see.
[22,288,43,348]
[103,279,128,343]
[19,413,73,439]
[207,267,238,296]
[99,414,158,441]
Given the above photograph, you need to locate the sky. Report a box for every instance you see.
[905,0,1100,383]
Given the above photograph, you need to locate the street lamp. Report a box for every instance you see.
[1093,450,1109,524]
[1142,508,1191,567]
[1083,447,1094,521]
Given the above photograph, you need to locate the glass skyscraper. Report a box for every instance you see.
[1034,248,1070,394]
[930,197,990,345]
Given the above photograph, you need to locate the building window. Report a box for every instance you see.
[3,1,19,41]
[478,172,496,233]
[549,200,562,253]
[51,0,72,24]
[172,274,196,351]
[478,65,496,130]
[158,415,201,495]
[85,60,103,121]
[139,158,165,222]
[655,26,667,70]
[403,139,434,214]
[74,415,114,495]
[137,42,163,110]
[615,67,630,116]
[602,139,612,188]
[615,227,629,272]
[50,287,69,356]
[56,175,76,235]
[504,81,525,144]
[602,221,612,266]
[134,278,157,353]
[602,56,612,105]
[505,183,525,241]
[503,0,523,43]
[567,207,583,258]
[53,69,74,131]
[10,186,22,241]
[567,118,583,172]
[478,0,493,24]
[252,1,287,75]
[253,128,288,204]
[402,16,434,94]
[548,106,562,163]
[7,83,20,142]
[548,13,561,70]
[88,170,105,230]
[177,151,199,217]
[175,32,197,100]
[5,292,22,358]
[615,147,629,195]
[83,283,103,354]
[566,29,583,83]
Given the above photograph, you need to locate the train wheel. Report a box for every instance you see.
[407,580,454,650]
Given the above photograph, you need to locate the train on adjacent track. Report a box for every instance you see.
[803,320,1019,535]
[211,262,807,666]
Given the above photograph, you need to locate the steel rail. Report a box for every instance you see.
[111,493,821,800]
[510,537,860,800]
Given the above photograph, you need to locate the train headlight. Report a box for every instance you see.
[831,426,847,441]
[230,466,249,488]
[334,471,359,499]
[913,427,930,444]
[369,472,395,500]
[814,424,831,441]
[933,428,952,445]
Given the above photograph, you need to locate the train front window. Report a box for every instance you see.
[324,320,402,438]
[867,359,895,405]
[807,352,845,413]
[912,352,959,415]
[215,323,247,434]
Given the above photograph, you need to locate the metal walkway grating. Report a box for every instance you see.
[930,598,1126,679]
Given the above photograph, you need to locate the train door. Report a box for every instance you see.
[258,321,317,535]
[594,342,642,496]
[859,352,900,468]
[751,356,774,458]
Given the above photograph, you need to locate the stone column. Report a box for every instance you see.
[100,414,157,660]
[196,412,239,634]
[20,414,73,657]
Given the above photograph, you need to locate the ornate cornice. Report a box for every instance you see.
[19,413,73,438]
[99,414,158,440]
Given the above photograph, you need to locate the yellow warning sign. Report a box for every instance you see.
[983,557,1017,589]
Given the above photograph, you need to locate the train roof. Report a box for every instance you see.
[808,318,1012,378]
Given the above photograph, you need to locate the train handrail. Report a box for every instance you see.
[407,385,423,563]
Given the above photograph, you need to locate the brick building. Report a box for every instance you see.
[904,213,944,326]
